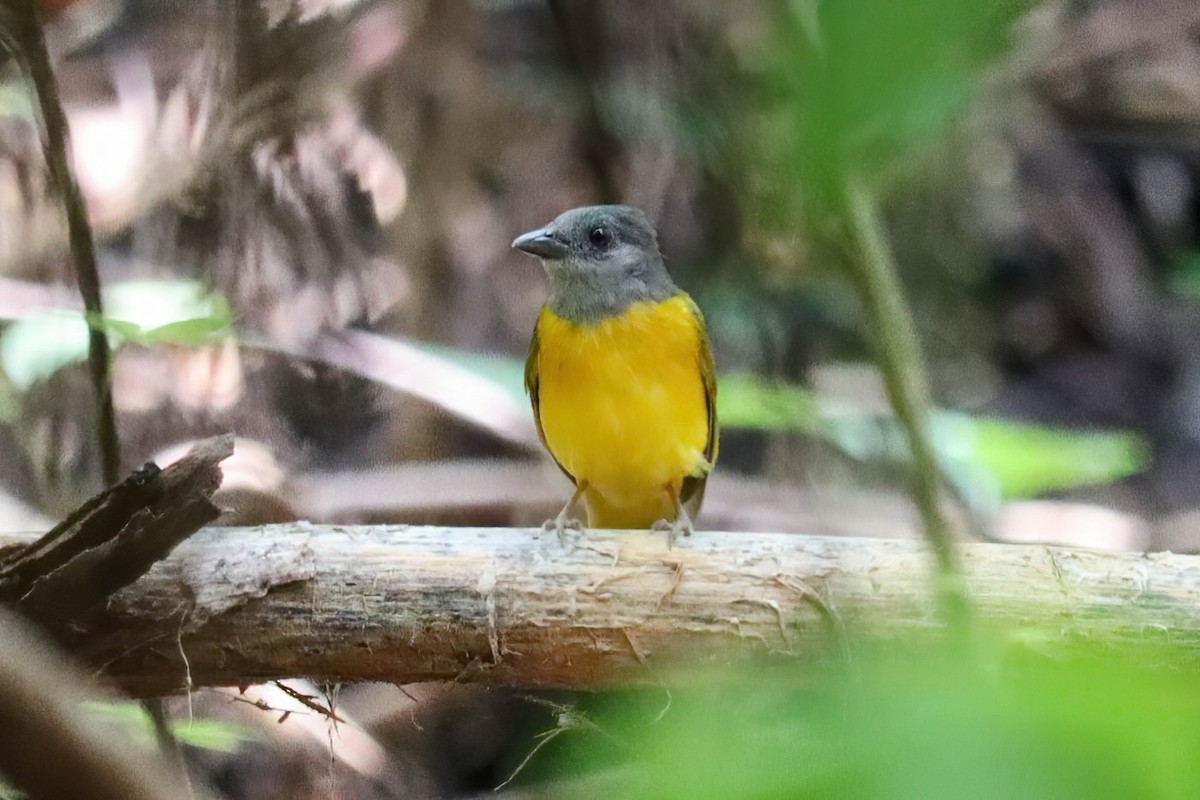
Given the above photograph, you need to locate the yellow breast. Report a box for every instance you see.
[534,294,710,526]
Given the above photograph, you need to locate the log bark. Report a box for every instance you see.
[1,525,1197,696]
[0,435,231,637]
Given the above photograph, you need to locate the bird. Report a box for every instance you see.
[512,205,717,544]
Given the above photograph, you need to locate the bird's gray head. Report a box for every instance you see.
[512,205,678,324]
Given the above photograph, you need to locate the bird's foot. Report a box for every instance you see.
[652,513,693,549]
[541,511,585,547]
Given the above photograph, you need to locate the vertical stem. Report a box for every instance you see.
[11,8,191,784]
[15,0,120,486]
[840,173,970,627]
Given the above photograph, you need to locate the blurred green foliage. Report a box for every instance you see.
[552,640,1200,799]
[723,375,1148,500]
[748,0,1028,225]
[0,280,231,390]
[718,0,1031,388]
[0,83,36,123]
[935,414,1147,500]
[1165,249,1200,299]
[83,700,257,754]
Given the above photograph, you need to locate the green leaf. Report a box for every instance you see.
[104,280,233,346]
[171,718,258,753]
[0,281,233,389]
[0,311,90,390]
[139,294,233,346]
[747,0,1028,223]
[937,414,1149,500]
[714,373,825,434]
[709,372,1149,498]
[84,314,141,341]
[82,701,257,753]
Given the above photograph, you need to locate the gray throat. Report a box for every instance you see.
[547,265,679,325]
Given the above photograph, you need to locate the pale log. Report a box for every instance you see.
[0,525,1196,696]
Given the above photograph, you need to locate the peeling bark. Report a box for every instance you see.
[0,525,1196,696]
[0,435,232,638]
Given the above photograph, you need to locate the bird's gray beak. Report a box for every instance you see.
[512,227,570,260]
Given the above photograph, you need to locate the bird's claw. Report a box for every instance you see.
[652,516,693,548]
[541,513,584,547]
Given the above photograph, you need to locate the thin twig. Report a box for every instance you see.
[271,680,347,724]
[9,0,121,486]
[229,694,306,722]
[493,726,568,792]
[839,173,970,628]
[495,699,617,792]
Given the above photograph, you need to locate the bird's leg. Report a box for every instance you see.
[651,484,693,548]
[542,481,587,545]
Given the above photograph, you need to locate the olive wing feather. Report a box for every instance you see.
[680,296,718,511]
[525,318,577,485]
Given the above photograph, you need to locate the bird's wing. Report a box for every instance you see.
[525,315,577,485]
[681,297,718,510]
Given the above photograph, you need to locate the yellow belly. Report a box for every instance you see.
[535,295,710,528]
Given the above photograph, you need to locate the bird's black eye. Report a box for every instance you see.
[588,226,613,248]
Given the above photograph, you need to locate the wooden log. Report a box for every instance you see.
[0,435,231,636]
[1,525,1196,696]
